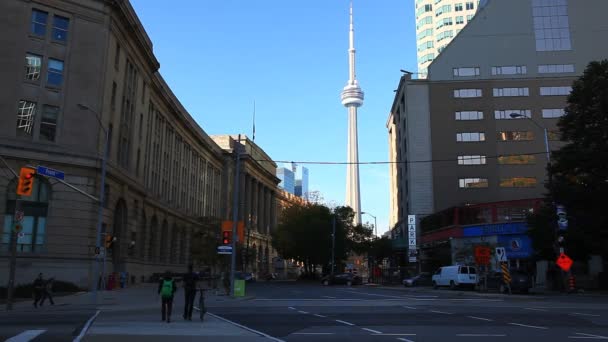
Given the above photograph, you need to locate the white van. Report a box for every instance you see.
[431,265,477,289]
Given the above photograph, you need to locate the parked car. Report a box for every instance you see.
[403,272,433,287]
[235,272,256,283]
[321,273,362,286]
[485,270,533,294]
[432,265,478,290]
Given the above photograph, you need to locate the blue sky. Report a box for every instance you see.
[130,0,417,235]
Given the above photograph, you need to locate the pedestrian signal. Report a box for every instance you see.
[222,231,231,245]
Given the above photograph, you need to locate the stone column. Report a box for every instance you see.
[259,185,266,234]
[252,180,259,231]
[269,192,276,233]
[245,175,251,227]
[264,189,271,235]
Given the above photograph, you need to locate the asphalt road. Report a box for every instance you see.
[208,282,608,342]
[0,304,97,342]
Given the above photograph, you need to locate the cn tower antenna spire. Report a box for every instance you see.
[341,0,364,226]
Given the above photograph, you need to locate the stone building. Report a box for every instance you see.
[0,0,225,287]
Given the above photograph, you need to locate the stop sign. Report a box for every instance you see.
[556,253,573,272]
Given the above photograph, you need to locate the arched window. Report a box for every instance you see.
[138,211,147,260]
[3,177,50,253]
[160,219,169,262]
[170,224,178,264]
[149,216,158,262]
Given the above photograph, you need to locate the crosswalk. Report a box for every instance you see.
[5,329,46,342]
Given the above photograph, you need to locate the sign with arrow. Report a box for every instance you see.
[495,247,507,262]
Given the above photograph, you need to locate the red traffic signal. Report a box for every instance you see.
[222,231,231,245]
[16,167,36,196]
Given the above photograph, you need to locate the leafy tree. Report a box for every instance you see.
[528,60,608,263]
[190,216,225,273]
[368,237,393,263]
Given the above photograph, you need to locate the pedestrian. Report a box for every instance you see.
[32,273,44,308]
[119,272,126,289]
[158,271,177,323]
[222,272,230,296]
[182,264,199,321]
[40,277,55,306]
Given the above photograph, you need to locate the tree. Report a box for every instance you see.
[528,60,608,263]
[190,216,225,273]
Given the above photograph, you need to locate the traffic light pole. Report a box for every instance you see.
[91,127,109,304]
[230,135,242,297]
[6,199,22,311]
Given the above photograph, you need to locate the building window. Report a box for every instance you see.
[436,17,453,30]
[40,105,59,142]
[103,184,110,208]
[542,108,566,118]
[111,82,117,111]
[418,41,434,52]
[538,64,575,74]
[457,132,485,142]
[435,4,452,16]
[114,43,121,70]
[497,131,534,141]
[455,3,463,11]
[454,89,482,98]
[418,53,435,64]
[25,54,42,81]
[459,178,488,188]
[467,14,474,21]
[30,9,48,37]
[141,82,146,104]
[456,16,464,24]
[417,16,433,30]
[493,88,529,97]
[498,155,536,165]
[466,2,475,10]
[458,155,487,165]
[46,59,64,87]
[532,0,571,51]
[455,111,483,120]
[16,100,36,137]
[548,130,561,140]
[52,15,69,42]
[417,28,434,40]
[437,30,454,41]
[494,109,532,120]
[500,177,537,188]
[540,86,572,96]
[416,4,433,17]
[492,66,527,75]
[453,67,480,77]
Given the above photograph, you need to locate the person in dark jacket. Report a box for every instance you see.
[40,277,55,306]
[32,273,44,308]
[182,264,199,321]
[158,271,177,323]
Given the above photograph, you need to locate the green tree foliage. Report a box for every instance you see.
[368,237,393,263]
[528,60,608,262]
[190,216,225,271]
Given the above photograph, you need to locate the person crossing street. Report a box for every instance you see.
[157,271,177,323]
[182,264,199,321]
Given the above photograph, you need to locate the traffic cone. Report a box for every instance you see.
[568,275,576,293]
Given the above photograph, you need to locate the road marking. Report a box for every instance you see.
[448,298,504,302]
[373,334,416,336]
[508,323,548,330]
[341,290,403,299]
[430,310,452,315]
[525,307,548,312]
[397,338,416,342]
[207,312,286,342]
[293,333,335,335]
[467,316,494,322]
[362,328,383,334]
[297,310,309,314]
[6,330,46,342]
[569,333,608,339]
[72,310,100,342]
[288,307,296,310]
[457,334,506,337]
[335,319,355,326]
[402,306,417,309]
[322,295,336,299]
[314,314,327,318]
[570,313,601,317]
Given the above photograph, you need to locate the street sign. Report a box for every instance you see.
[474,246,491,265]
[408,231,416,239]
[36,165,65,180]
[409,256,417,263]
[408,239,417,247]
[495,247,507,262]
[556,204,568,231]
[407,215,417,253]
[556,253,573,272]
[14,210,24,223]
[217,245,233,255]
[17,232,24,239]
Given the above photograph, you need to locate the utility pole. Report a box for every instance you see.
[331,214,336,277]
[6,199,22,311]
[230,135,242,297]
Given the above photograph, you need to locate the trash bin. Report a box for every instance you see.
[234,279,245,297]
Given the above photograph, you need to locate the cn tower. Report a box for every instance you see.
[340,0,364,225]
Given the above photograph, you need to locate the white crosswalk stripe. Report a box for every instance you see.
[5,329,46,342]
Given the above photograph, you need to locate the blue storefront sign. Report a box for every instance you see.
[497,234,533,259]
[463,222,528,237]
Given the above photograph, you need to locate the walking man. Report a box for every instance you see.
[40,277,55,306]
[158,271,177,323]
[32,273,44,308]
[182,264,199,321]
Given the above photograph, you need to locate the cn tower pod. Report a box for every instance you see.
[341,82,364,107]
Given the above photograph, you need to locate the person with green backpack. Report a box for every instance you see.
[157,271,177,323]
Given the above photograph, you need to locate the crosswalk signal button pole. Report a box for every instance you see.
[16,167,36,196]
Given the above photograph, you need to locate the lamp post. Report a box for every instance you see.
[509,113,550,163]
[77,103,109,304]
[361,211,377,237]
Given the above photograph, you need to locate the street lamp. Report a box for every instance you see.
[361,212,377,237]
[509,113,550,163]
[78,103,109,303]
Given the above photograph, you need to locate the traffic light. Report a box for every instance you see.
[16,167,36,196]
[222,231,231,245]
[105,235,115,249]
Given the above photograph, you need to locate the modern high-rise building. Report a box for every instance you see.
[294,166,309,199]
[415,0,482,78]
[276,167,295,195]
[389,0,608,232]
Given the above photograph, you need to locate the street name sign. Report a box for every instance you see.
[36,165,65,180]
[217,245,233,255]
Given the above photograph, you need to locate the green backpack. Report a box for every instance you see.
[160,279,173,298]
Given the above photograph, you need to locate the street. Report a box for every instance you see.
[208,282,608,341]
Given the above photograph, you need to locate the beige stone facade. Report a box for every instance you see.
[0,0,226,287]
